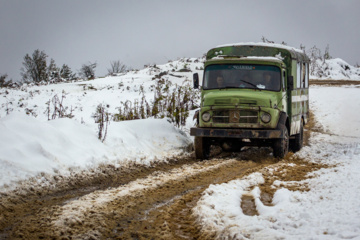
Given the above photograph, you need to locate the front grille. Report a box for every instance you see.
[213,110,258,123]
[213,98,257,105]
[214,99,231,105]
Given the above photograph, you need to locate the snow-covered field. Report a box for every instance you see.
[0,58,203,190]
[1,55,360,239]
[193,86,360,239]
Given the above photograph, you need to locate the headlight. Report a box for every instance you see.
[261,112,271,123]
[202,112,211,122]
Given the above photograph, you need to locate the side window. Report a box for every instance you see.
[282,70,286,91]
[302,63,306,88]
[296,62,301,89]
[305,63,309,88]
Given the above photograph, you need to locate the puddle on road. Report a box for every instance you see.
[241,194,258,216]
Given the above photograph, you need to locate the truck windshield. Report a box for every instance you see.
[203,64,281,91]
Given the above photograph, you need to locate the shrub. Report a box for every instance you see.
[92,104,111,142]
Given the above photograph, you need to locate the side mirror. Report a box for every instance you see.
[193,73,199,89]
[287,76,294,90]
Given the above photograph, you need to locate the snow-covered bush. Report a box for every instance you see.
[44,91,74,120]
[113,77,200,128]
[92,103,111,142]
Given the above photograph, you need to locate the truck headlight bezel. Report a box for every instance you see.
[261,112,271,123]
[202,112,211,122]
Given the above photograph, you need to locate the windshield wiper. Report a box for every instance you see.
[239,80,261,90]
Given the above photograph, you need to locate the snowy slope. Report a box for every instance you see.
[0,57,203,190]
[0,57,204,123]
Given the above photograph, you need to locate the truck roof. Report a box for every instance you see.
[210,56,284,63]
[207,42,310,64]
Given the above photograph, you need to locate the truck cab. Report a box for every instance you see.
[191,43,310,159]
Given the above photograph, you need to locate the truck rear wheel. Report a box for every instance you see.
[290,119,303,152]
[194,136,210,160]
[273,124,289,158]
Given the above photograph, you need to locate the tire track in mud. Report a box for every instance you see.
[0,152,272,239]
[93,157,267,240]
[0,157,200,238]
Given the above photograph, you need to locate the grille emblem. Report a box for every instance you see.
[230,111,240,123]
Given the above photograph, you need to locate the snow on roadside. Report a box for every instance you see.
[0,58,203,191]
[193,85,360,239]
[0,112,192,191]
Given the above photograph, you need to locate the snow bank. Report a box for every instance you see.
[0,112,192,189]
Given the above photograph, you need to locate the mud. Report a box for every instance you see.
[0,112,329,239]
[309,79,360,86]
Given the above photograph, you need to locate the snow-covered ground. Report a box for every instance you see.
[1,54,360,238]
[0,58,203,190]
[193,85,360,239]
[0,113,192,189]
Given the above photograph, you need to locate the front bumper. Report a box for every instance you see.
[190,127,283,139]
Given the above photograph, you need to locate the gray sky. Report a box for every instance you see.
[1,0,360,81]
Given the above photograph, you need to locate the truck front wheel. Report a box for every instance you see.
[273,125,289,158]
[194,136,210,160]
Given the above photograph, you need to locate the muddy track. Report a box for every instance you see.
[0,150,275,239]
[0,112,326,239]
[309,79,360,86]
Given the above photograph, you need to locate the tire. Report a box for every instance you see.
[194,136,210,160]
[273,124,289,158]
[290,119,303,152]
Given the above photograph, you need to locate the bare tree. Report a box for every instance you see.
[307,45,322,76]
[324,44,332,61]
[47,58,60,82]
[107,60,127,75]
[79,62,97,80]
[60,64,76,81]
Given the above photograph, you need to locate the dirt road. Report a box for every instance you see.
[0,113,326,240]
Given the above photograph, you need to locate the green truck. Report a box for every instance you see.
[191,43,310,159]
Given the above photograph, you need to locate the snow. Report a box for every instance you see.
[0,57,203,190]
[0,112,192,189]
[211,56,283,62]
[216,42,305,54]
[1,54,360,238]
[310,86,360,137]
[310,58,360,80]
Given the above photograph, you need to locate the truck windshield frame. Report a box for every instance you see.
[203,64,281,91]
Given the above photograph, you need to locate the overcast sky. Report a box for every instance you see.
[1,0,359,81]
